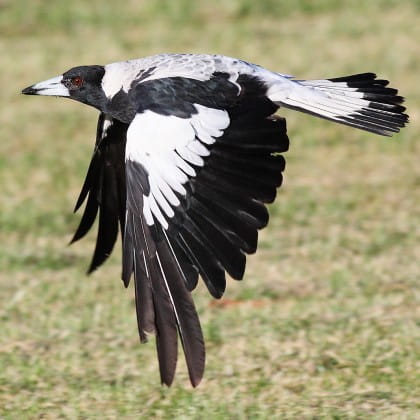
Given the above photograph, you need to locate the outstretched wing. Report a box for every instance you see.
[71,113,128,272]
[122,74,289,386]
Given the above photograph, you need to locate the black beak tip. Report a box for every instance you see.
[21,86,37,95]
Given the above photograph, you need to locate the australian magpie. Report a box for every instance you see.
[22,53,408,387]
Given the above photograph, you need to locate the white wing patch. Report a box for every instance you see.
[126,105,230,229]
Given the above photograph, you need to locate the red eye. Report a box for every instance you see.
[71,76,83,87]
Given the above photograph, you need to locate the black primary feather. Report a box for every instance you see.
[164,101,289,299]
[125,160,204,386]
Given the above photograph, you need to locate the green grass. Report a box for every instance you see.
[1,0,419,418]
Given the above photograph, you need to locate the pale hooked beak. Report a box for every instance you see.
[21,75,70,97]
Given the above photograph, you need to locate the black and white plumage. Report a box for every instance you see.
[22,53,408,386]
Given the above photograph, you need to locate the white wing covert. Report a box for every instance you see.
[126,105,229,229]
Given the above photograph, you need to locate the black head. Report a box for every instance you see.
[22,65,107,111]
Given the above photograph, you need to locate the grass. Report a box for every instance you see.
[1,0,419,418]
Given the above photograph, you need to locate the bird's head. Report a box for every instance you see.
[22,65,107,110]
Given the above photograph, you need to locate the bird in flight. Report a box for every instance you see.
[22,53,408,387]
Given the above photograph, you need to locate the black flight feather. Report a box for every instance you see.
[156,234,205,387]
[125,160,205,386]
[71,114,128,272]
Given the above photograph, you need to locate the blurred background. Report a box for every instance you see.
[0,0,419,418]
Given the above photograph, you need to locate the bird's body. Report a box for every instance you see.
[22,53,408,386]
